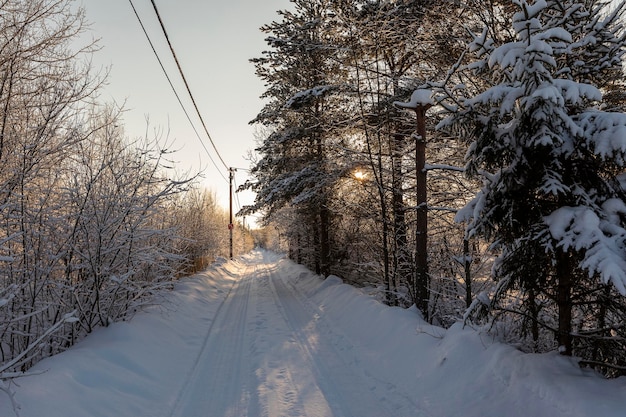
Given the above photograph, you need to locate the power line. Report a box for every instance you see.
[126,0,228,183]
[148,0,229,171]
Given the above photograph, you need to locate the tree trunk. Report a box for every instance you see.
[463,238,472,309]
[391,132,408,306]
[313,222,321,275]
[319,204,331,277]
[528,286,539,348]
[415,107,429,320]
[556,251,573,356]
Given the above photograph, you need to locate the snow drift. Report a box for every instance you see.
[0,251,624,417]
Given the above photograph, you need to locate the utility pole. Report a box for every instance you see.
[229,167,237,259]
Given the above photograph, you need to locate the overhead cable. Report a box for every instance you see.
[127,0,228,182]
[149,0,230,170]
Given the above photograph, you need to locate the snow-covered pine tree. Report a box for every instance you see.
[441,0,626,363]
[244,0,346,276]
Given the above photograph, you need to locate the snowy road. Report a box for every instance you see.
[167,251,416,417]
[4,250,626,417]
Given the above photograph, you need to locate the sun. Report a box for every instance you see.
[353,169,368,182]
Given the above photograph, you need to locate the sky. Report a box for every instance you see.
[78,0,291,224]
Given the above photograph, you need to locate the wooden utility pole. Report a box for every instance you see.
[229,167,236,259]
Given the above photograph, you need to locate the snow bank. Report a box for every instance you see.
[1,252,625,417]
[284,258,626,417]
[0,258,242,417]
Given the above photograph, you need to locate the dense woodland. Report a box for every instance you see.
[0,0,254,388]
[244,0,626,376]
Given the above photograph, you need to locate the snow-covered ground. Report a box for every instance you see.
[1,250,625,417]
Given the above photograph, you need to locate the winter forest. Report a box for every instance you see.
[2,0,626,399]
[243,0,626,377]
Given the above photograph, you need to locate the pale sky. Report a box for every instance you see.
[79,0,290,221]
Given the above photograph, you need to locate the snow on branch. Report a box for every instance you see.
[393,88,434,109]
[545,203,626,295]
[0,311,78,375]
[285,85,336,109]
[577,111,626,162]
[424,163,465,172]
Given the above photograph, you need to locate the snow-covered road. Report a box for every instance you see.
[3,250,626,417]
[168,251,415,417]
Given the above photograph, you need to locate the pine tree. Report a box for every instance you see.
[245,0,346,275]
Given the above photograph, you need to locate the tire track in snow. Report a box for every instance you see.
[166,260,258,417]
[265,262,402,417]
[165,269,240,417]
[251,263,333,417]
[166,252,419,417]
[278,269,422,416]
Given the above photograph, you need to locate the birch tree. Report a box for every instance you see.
[0,1,199,398]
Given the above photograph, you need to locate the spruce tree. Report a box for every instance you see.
[442,0,626,360]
